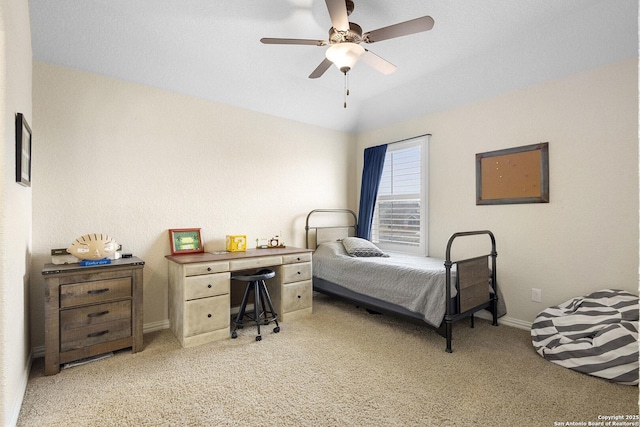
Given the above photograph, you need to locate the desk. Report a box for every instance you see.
[166,247,313,348]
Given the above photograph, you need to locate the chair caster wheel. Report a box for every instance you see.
[256,335,262,342]
[231,331,238,339]
[273,326,280,333]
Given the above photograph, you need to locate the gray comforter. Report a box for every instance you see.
[312,241,457,327]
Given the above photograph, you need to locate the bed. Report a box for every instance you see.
[305,209,502,352]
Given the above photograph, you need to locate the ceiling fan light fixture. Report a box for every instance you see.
[325,42,365,74]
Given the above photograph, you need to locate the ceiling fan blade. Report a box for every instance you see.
[363,16,434,44]
[309,58,334,79]
[325,0,350,32]
[260,38,327,46]
[361,50,397,75]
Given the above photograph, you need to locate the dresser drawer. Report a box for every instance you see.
[282,262,311,284]
[184,272,229,301]
[60,277,132,308]
[282,280,312,313]
[60,318,131,352]
[60,300,131,330]
[184,261,229,277]
[184,295,230,337]
[282,252,312,264]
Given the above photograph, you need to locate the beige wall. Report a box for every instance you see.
[0,0,33,425]
[31,61,356,346]
[357,58,639,327]
[28,58,640,343]
[30,58,640,346]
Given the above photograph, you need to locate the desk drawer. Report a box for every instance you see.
[185,261,229,277]
[60,317,131,352]
[282,262,311,284]
[282,280,312,313]
[282,253,312,264]
[184,295,230,337]
[184,272,229,301]
[60,277,131,308]
[230,256,282,271]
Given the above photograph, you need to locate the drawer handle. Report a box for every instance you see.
[297,271,301,275]
[87,310,109,318]
[87,288,110,295]
[207,314,212,318]
[207,267,212,272]
[87,330,109,338]
[207,284,212,288]
[296,257,301,261]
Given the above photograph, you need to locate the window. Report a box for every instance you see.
[371,135,428,255]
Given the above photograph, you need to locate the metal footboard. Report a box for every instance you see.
[443,230,499,353]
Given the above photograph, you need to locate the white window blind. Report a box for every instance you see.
[371,136,428,255]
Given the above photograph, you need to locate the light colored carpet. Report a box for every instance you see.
[18,293,639,426]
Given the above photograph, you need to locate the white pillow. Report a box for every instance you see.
[341,237,389,257]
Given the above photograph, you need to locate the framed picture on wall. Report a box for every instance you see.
[15,113,32,187]
[476,142,549,205]
[168,228,204,255]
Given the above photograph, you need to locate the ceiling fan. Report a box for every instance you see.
[261,0,434,94]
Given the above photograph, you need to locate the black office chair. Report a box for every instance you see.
[230,269,280,341]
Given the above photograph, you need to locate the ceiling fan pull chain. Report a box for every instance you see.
[346,72,350,96]
[343,72,349,108]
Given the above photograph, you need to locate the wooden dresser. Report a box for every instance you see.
[42,257,144,375]
[166,247,313,348]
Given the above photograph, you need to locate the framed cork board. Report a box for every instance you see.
[476,142,549,205]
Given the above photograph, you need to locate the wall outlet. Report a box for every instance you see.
[531,288,542,303]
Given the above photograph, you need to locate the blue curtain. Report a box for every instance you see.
[357,144,388,239]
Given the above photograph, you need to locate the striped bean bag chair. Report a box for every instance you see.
[531,289,638,385]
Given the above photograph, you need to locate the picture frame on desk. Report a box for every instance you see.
[15,113,32,187]
[168,228,204,255]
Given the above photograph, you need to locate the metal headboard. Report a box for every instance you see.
[305,209,358,249]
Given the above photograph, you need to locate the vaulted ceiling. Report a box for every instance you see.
[29,0,638,133]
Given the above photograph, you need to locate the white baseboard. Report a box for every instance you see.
[8,351,33,427]
[474,311,532,331]
[498,316,533,331]
[32,345,44,359]
[143,319,170,333]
